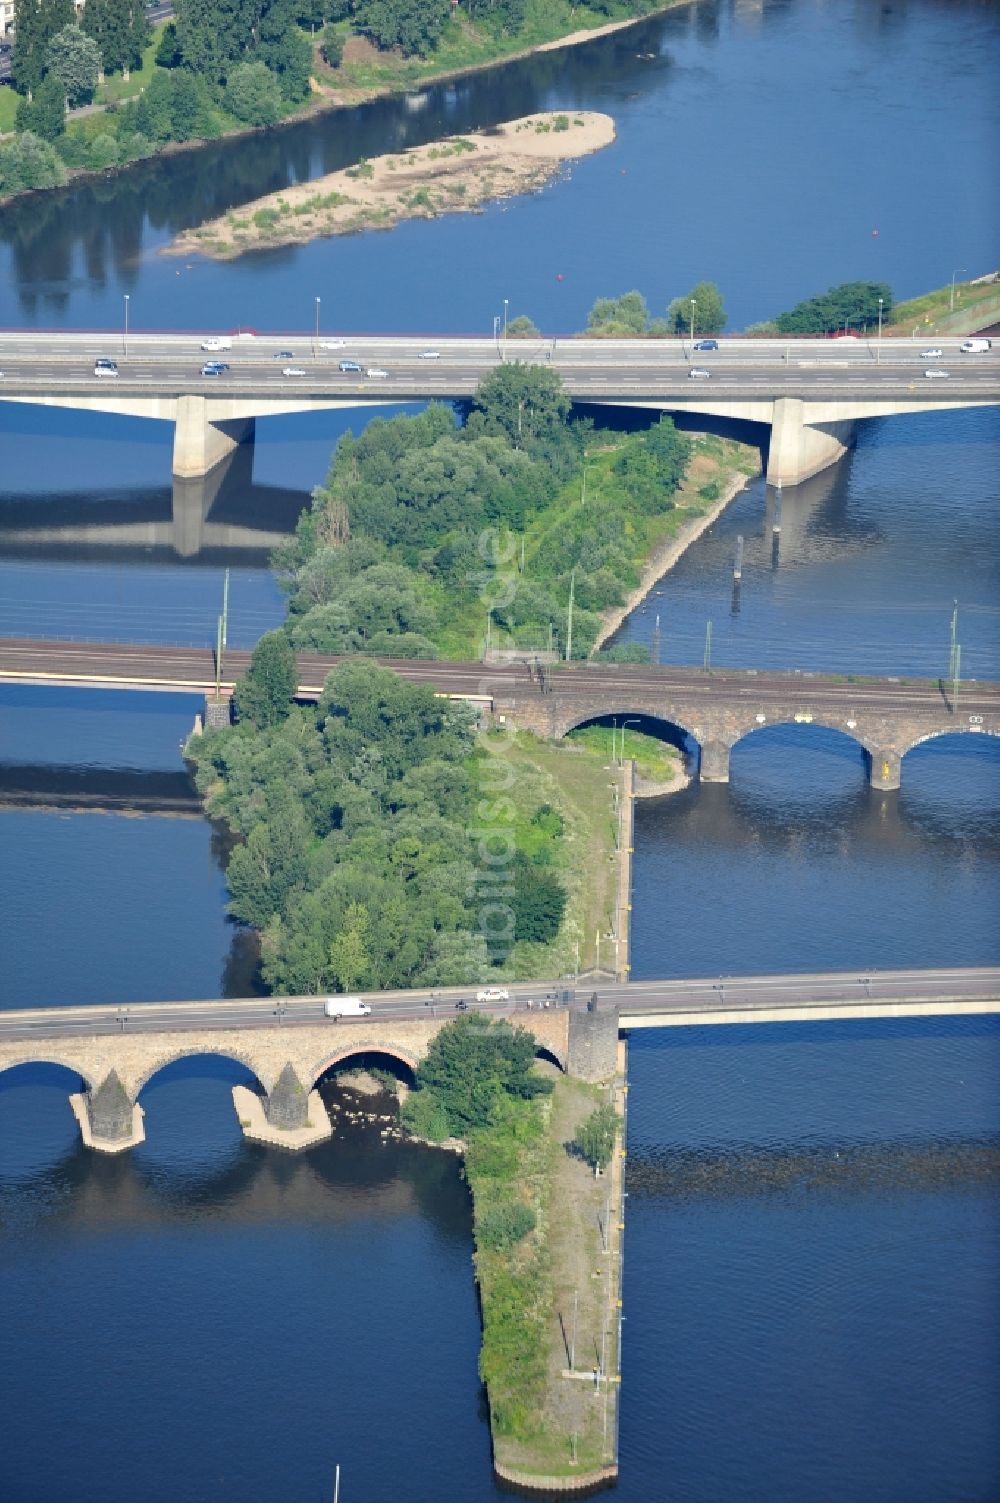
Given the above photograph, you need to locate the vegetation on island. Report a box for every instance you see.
[275,363,699,661]
[402,1014,622,1477]
[0,0,668,198]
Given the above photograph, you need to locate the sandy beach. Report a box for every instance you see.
[165,111,616,261]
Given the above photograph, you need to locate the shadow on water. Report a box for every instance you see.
[0,440,306,566]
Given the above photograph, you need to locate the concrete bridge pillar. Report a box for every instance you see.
[173,396,255,481]
[767,398,856,487]
[699,739,732,783]
[869,747,902,791]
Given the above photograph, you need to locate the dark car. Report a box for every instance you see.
[338,359,362,373]
[693,338,719,351]
[273,350,294,359]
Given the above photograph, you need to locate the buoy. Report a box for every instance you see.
[556,273,564,282]
[871,228,879,237]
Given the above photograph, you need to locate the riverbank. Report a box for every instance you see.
[591,432,761,653]
[0,1,679,207]
[165,112,616,261]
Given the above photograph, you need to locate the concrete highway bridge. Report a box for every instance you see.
[1,330,998,486]
[2,639,997,790]
[1,969,996,1154]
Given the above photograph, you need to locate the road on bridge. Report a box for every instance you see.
[1,332,998,403]
[1,968,997,1042]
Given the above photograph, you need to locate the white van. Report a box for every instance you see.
[94,358,119,377]
[959,338,992,353]
[323,996,372,1019]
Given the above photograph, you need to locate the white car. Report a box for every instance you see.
[923,368,950,379]
[200,338,232,352]
[366,367,389,379]
[919,348,943,360]
[319,340,345,350]
[476,986,510,1003]
[94,358,119,377]
[282,366,306,377]
[688,367,711,380]
[418,350,441,360]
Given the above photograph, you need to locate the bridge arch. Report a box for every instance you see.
[0,1055,96,1091]
[133,1047,267,1100]
[559,707,699,753]
[731,717,871,762]
[308,1042,422,1091]
[902,726,1000,758]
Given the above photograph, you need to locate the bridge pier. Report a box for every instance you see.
[70,1070,145,1153]
[173,396,255,481]
[567,1005,619,1082]
[868,747,902,791]
[767,398,856,487]
[699,739,732,783]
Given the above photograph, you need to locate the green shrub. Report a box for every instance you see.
[253,205,280,230]
[698,480,721,501]
[477,1200,536,1250]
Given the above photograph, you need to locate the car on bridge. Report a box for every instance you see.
[418,350,441,359]
[688,367,711,380]
[476,986,510,1003]
[200,338,232,352]
[692,339,719,351]
[339,359,362,373]
[366,367,389,379]
[323,996,372,1019]
[201,362,229,376]
[282,366,306,377]
[94,359,119,377]
[923,368,950,379]
[919,348,943,360]
[319,340,345,350]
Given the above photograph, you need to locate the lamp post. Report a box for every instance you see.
[122,293,129,360]
[689,299,696,355]
[950,269,966,313]
[314,295,320,356]
[877,296,883,365]
[620,717,641,765]
[503,298,509,361]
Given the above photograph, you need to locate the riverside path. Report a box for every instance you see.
[1,640,998,790]
[1,330,998,485]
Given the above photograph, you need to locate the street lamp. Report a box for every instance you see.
[877,296,883,365]
[503,298,509,361]
[950,269,967,312]
[122,293,129,360]
[689,299,696,355]
[314,295,321,356]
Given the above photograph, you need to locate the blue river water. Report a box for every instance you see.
[1,1,998,1498]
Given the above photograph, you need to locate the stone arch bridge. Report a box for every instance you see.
[0,1004,615,1153]
[494,664,1000,790]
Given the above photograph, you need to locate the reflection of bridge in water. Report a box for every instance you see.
[0,442,303,563]
[0,764,203,816]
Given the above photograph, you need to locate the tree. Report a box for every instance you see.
[666,280,727,335]
[83,0,149,77]
[224,60,282,125]
[15,74,66,140]
[167,70,214,140]
[0,131,67,194]
[155,20,183,66]
[257,0,312,100]
[573,1103,618,1174]
[587,290,649,337]
[328,902,371,992]
[412,1015,552,1135]
[774,280,893,335]
[11,0,75,95]
[354,0,451,56]
[612,416,691,513]
[506,314,539,338]
[46,24,102,108]
[318,23,343,68]
[467,363,571,450]
[234,631,298,728]
[175,0,258,84]
[511,855,566,944]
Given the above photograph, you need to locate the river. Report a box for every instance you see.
[1,1,999,1498]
